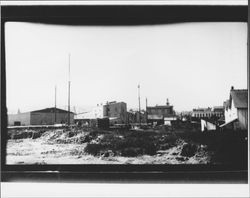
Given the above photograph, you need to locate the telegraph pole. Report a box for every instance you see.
[146,97,148,124]
[68,54,71,126]
[138,84,141,126]
[54,85,57,124]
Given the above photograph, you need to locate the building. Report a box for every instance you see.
[191,106,224,121]
[74,101,127,125]
[201,118,218,132]
[179,111,192,121]
[127,109,147,124]
[74,105,104,120]
[8,107,74,126]
[103,101,127,124]
[146,99,176,125]
[221,86,248,130]
[212,106,224,117]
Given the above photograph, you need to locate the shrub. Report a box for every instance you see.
[121,147,143,157]
[84,143,105,156]
[180,143,197,157]
[32,131,41,139]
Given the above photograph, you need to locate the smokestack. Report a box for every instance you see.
[138,84,141,126]
[68,53,71,126]
[146,97,148,124]
[166,98,169,106]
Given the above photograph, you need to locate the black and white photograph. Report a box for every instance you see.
[1,1,249,198]
[1,3,249,197]
[4,20,248,166]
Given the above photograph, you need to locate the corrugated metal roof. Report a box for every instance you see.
[230,90,248,108]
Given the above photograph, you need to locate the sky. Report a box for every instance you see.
[5,22,247,114]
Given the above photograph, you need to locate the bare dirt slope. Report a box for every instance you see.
[6,129,212,164]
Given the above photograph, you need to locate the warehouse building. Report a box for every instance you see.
[8,107,74,126]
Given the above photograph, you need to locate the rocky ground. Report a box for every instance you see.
[6,128,213,165]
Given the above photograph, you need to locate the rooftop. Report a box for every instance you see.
[230,89,248,108]
[31,107,75,114]
[147,105,173,109]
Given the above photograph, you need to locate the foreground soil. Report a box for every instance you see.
[6,129,212,164]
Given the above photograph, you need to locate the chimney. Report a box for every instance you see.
[231,86,234,90]
[166,98,169,106]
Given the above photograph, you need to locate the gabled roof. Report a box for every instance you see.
[31,107,74,114]
[230,89,248,108]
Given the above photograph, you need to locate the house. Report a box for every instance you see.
[221,86,248,130]
[146,99,176,126]
[8,107,74,126]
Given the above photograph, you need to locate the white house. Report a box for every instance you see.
[221,87,248,130]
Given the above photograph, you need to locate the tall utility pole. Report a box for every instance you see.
[145,97,148,124]
[68,53,71,126]
[138,84,141,126]
[54,85,57,124]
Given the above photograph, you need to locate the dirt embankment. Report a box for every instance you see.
[7,127,247,165]
[7,128,214,164]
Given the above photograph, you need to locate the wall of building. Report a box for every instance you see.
[8,112,31,126]
[103,102,127,124]
[237,108,248,130]
[192,107,224,119]
[225,100,238,123]
[93,105,105,118]
[147,106,173,117]
[30,112,74,125]
[127,111,146,124]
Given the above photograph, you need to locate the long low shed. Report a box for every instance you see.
[8,107,74,126]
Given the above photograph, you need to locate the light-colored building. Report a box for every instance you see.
[75,101,127,125]
[8,107,74,126]
[201,119,217,132]
[222,87,248,130]
[192,106,224,119]
[74,105,104,120]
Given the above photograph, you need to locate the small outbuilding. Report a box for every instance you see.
[201,118,218,132]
